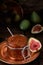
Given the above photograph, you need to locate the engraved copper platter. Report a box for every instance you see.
[0,41,40,64]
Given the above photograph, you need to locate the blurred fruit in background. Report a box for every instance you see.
[14,14,21,22]
[20,19,30,30]
[5,17,11,24]
[0,1,23,24]
[31,11,41,23]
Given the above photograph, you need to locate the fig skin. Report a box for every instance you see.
[28,37,42,53]
[20,20,30,30]
[31,24,42,34]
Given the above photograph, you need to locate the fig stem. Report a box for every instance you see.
[7,27,14,37]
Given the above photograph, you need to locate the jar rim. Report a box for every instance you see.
[7,34,28,49]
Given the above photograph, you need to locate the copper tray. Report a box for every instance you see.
[0,41,40,64]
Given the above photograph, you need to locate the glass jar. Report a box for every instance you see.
[7,34,30,61]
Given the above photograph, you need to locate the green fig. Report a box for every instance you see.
[15,14,20,21]
[20,19,30,30]
[31,11,41,23]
